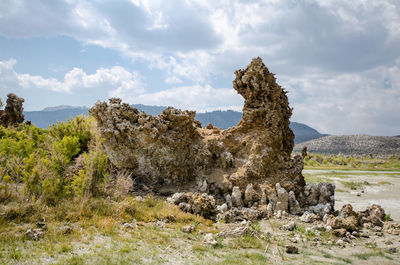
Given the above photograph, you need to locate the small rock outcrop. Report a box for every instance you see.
[0,93,25,127]
[325,204,387,234]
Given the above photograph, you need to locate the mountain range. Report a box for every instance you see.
[294,135,400,155]
[24,104,326,144]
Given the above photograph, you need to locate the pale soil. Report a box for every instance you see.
[303,169,400,220]
[3,170,400,265]
[33,218,400,264]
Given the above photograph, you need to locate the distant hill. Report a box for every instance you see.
[294,135,400,155]
[289,122,328,143]
[24,105,325,144]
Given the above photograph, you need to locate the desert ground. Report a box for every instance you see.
[1,168,399,265]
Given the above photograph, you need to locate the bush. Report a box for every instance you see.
[1,115,111,205]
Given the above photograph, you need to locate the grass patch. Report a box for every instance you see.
[340,181,370,190]
[212,251,269,265]
[353,251,393,261]
[377,181,392,185]
[319,249,352,264]
[229,234,264,250]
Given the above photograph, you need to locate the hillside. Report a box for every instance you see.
[24,105,325,144]
[294,135,400,155]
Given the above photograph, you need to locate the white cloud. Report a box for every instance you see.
[126,84,243,112]
[0,58,145,98]
[0,58,243,113]
[1,0,400,134]
[281,60,400,136]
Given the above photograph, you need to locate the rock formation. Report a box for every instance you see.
[0,93,25,127]
[90,58,333,220]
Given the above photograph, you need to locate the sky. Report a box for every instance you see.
[0,0,399,136]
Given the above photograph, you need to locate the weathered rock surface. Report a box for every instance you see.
[325,204,388,235]
[167,192,216,219]
[91,58,337,220]
[90,58,305,197]
[0,93,25,127]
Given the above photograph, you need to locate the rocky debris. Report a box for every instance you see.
[323,204,389,237]
[168,192,216,219]
[204,233,217,246]
[36,221,47,230]
[123,223,135,229]
[303,182,335,215]
[285,245,299,254]
[275,183,289,212]
[281,221,296,231]
[359,204,386,227]
[288,191,301,215]
[231,186,243,207]
[388,247,398,253]
[289,235,302,243]
[153,221,165,228]
[300,212,320,223]
[216,224,250,238]
[217,207,264,223]
[333,229,347,237]
[384,222,400,235]
[25,228,44,241]
[244,184,256,207]
[60,225,73,234]
[163,214,177,223]
[216,203,228,213]
[336,239,346,247]
[0,93,25,127]
[182,225,196,233]
[326,204,360,232]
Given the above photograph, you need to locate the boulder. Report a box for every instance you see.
[288,191,301,215]
[276,183,289,212]
[231,186,243,207]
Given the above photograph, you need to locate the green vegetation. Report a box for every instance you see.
[1,117,399,264]
[303,153,400,170]
[0,115,109,205]
[340,180,370,190]
[353,251,393,261]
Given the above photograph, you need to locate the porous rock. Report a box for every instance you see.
[276,183,289,212]
[288,191,301,215]
[204,233,217,246]
[244,184,256,206]
[231,186,243,207]
[217,207,263,223]
[285,245,299,254]
[359,204,386,227]
[89,58,306,198]
[326,204,360,232]
[0,93,25,127]
[168,192,216,219]
[90,58,342,220]
[300,211,320,223]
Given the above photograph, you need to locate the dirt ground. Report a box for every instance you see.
[2,169,400,265]
[303,169,400,220]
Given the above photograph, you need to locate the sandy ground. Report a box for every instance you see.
[303,169,400,220]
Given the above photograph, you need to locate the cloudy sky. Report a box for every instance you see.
[0,0,399,135]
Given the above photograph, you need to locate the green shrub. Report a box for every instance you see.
[48,115,91,153]
[0,115,112,205]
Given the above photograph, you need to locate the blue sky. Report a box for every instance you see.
[0,0,399,135]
